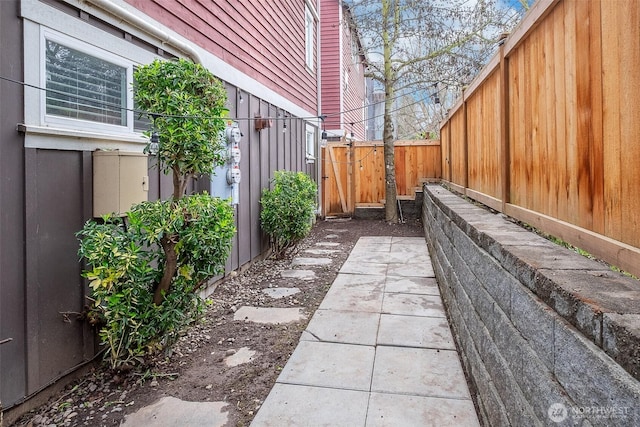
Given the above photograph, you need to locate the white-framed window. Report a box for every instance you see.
[41,28,135,134]
[305,125,315,163]
[305,5,315,71]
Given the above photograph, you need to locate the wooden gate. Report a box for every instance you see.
[321,140,441,217]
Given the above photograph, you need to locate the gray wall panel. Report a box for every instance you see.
[0,0,27,409]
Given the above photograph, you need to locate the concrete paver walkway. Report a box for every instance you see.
[251,236,480,426]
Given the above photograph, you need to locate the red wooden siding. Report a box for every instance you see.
[341,9,366,140]
[320,0,366,139]
[126,0,318,113]
[320,0,342,131]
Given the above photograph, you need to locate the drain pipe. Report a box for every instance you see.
[83,0,202,63]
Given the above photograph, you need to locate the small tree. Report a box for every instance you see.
[78,58,235,367]
[260,171,317,257]
[133,58,230,304]
[347,0,527,222]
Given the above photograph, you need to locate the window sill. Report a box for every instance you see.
[19,124,148,152]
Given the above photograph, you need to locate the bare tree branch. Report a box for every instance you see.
[347,0,525,221]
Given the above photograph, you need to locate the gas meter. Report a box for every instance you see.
[227,165,241,184]
[226,126,242,144]
[230,145,241,164]
[211,121,242,205]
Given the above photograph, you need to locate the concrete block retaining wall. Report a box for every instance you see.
[422,184,640,426]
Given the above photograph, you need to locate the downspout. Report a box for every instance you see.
[316,1,323,215]
[83,0,202,63]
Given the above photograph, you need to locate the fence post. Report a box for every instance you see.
[499,40,510,213]
[462,99,469,191]
[446,124,452,182]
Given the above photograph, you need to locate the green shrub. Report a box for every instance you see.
[260,170,317,257]
[78,58,235,369]
[78,194,234,369]
[134,58,229,199]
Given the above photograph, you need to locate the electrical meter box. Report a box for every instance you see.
[93,150,149,217]
[212,121,242,205]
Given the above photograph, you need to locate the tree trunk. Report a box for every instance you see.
[383,106,397,223]
[154,234,178,305]
[172,167,191,200]
[157,167,186,305]
[382,0,398,223]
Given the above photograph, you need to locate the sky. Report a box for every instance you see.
[499,0,534,14]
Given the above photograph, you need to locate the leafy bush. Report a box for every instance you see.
[260,170,317,257]
[78,195,234,369]
[78,58,235,368]
[134,58,229,199]
[128,194,236,287]
[133,58,231,304]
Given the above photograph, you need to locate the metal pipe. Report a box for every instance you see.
[83,0,202,63]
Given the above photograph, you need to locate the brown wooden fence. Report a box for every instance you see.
[440,0,640,278]
[321,140,441,216]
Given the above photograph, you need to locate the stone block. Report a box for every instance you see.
[509,282,556,370]
[602,313,640,382]
[456,239,512,316]
[536,268,640,346]
[553,319,640,426]
[452,303,511,427]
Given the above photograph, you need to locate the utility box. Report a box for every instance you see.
[93,150,149,217]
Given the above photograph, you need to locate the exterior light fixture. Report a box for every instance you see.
[149,131,159,155]
[146,113,161,155]
[320,114,327,145]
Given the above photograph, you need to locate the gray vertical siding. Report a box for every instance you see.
[24,149,93,393]
[0,0,26,409]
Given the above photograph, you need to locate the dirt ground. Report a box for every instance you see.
[12,217,425,427]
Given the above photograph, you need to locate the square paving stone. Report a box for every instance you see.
[331,273,386,292]
[304,310,381,346]
[385,276,440,295]
[305,248,341,255]
[386,252,432,265]
[319,288,384,313]
[344,251,394,264]
[291,257,332,266]
[387,263,435,277]
[277,341,375,391]
[366,393,480,427]
[251,383,369,427]
[280,269,316,280]
[122,397,228,427]
[377,314,455,349]
[351,244,391,254]
[382,293,446,317]
[371,347,471,399]
[359,236,393,244]
[391,236,426,245]
[233,307,306,324]
[340,261,388,275]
